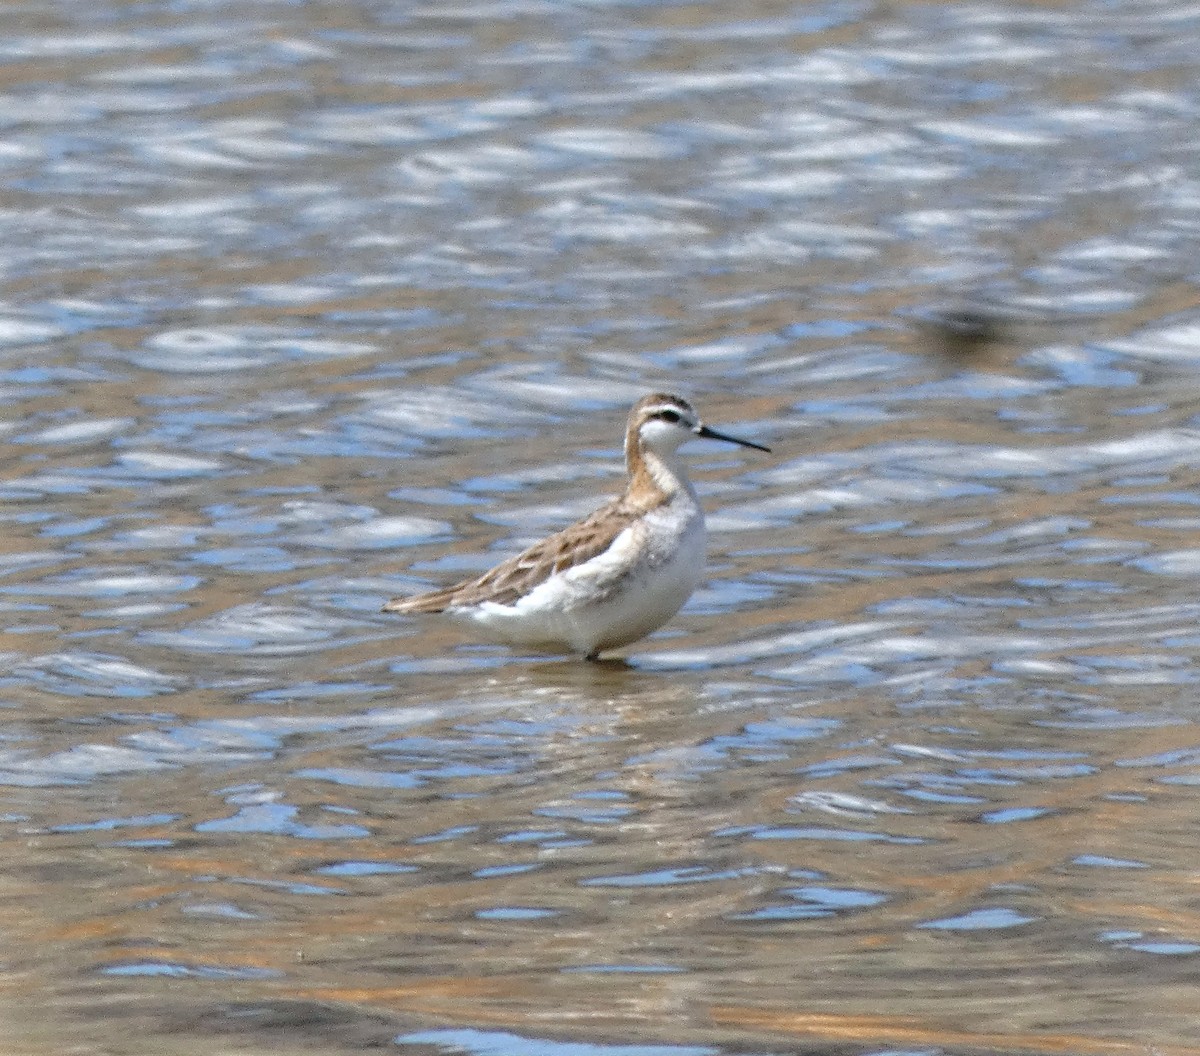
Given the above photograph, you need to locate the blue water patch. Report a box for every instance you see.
[475,907,558,920]
[1126,940,1200,955]
[1099,930,1200,955]
[733,884,887,921]
[102,961,283,979]
[51,812,177,832]
[181,901,259,920]
[215,874,345,898]
[411,825,479,844]
[978,806,1054,824]
[798,754,899,778]
[786,885,888,909]
[581,866,748,888]
[497,829,569,844]
[864,1050,943,1056]
[920,907,1038,931]
[394,1028,718,1055]
[315,861,419,877]
[295,767,422,790]
[724,825,927,846]
[1072,854,1147,869]
[196,803,370,839]
[731,904,829,922]
[900,788,985,805]
[474,864,541,879]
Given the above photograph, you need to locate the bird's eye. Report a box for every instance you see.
[657,409,682,423]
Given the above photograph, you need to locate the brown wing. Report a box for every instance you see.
[382,496,646,613]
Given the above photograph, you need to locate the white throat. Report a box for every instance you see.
[640,445,695,500]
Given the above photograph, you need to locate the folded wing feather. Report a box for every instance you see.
[383,495,649,613]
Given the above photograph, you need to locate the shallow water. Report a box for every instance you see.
[4,1,1200,1054]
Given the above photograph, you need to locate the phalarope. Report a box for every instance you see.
[383,393,770,659]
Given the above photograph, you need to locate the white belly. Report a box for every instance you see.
[453,504,706,656]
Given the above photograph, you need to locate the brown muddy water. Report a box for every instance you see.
[3,1,1200,1054]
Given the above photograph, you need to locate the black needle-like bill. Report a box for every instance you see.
[696,424,771,453]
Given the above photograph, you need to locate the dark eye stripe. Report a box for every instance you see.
[655,409,682,423]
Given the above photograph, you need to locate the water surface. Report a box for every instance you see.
[3,1,1200,1054]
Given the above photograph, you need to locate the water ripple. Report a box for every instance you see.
[6,0,1200,1050]
[8,651,182,698]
